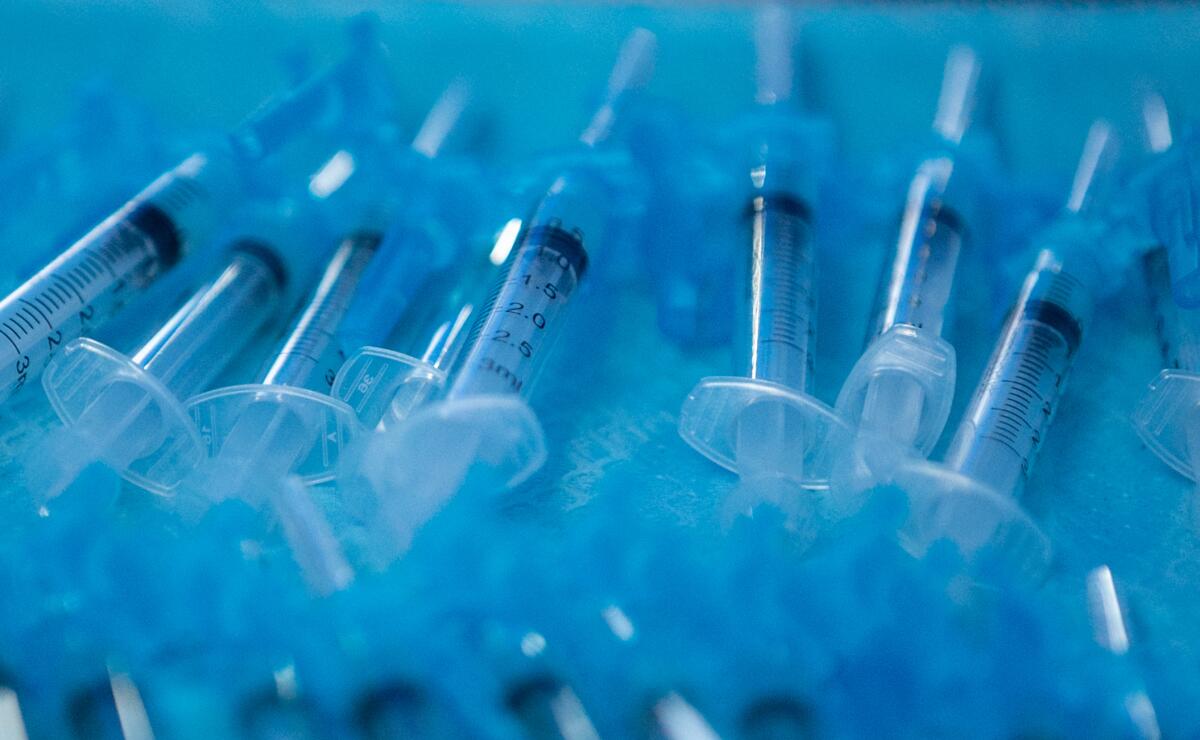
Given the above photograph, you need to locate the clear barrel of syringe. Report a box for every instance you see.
[0,154,221,402]
[1143,245,1200,372]
[740,192,816,392]
[868,167,966,341]
[397,253,498,374]
[447,221,588,400]
[261,231,382,391]
[943,253,1093,497]
[132,242,286,398]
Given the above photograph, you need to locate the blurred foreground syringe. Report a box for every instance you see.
[1085,565,1162,740]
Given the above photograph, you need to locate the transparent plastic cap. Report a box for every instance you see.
[331,347,446,429]
[355,396,547,557]
[186,384,362,485]
[42,339,205,495]
[895,459,1052,581]
[416,395,547,489]
[835,325,957,456]
[1132,368,1200,481]
[678,376,849,489]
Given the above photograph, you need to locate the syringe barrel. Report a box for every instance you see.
[868,158,966,341]
[401,251,500,375]
[738,192,816,393]
[332,250,497,430]
[132,243,286,399]
[447,172,599,400]
[944,250,1093,497]
[337,225,453,354]
[0,152,234,405]
[261,230,382,391]
[1143,245,1200,372]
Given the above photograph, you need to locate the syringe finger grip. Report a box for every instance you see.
[678,376,849,488]
[42,338,204,494]
[1132,368,1200,481]
[896,460,1052,581]
[331,346,446,429]
[186,385,362,484]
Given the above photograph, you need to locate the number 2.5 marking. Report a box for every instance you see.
[490,329,533,358]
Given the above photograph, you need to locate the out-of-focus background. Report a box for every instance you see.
[1,2,1199,738]
[1,2,1198,174]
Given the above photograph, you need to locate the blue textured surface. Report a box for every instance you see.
[0,2,1198,738]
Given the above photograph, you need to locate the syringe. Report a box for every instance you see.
[648,693,721,740]
[835,46,980,466]
[677,7,847,494]
[0,82,170,282]
[1130,246,1200,484]
[349,28,657,557]
[252,84,488,590]
[183,229,378,504]
[332,221,505,431]
[0,685,27,740]
[0,154,222,406]
[1128,113,1200,488]
[321,241,500,548]
[893,123,1116,575]
[505,675,602,740]
[1143,116,1200,308]
[25,207,324,501]
[186,83,475,507]
[1085,565,1162,740]
[0,25,389,409]
[329,81,499,430]
[941,250,1092,496]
